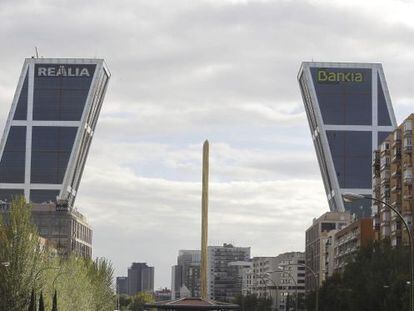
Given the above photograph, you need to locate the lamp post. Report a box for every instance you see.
[342,192,414,311]
[279,263,318,311]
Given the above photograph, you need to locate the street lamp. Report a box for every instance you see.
[279,263,318,311]
[343,192,414,311]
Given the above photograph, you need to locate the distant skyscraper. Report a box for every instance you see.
[298,62,396,216]
[0,58,110,206]
[128,262,154,296]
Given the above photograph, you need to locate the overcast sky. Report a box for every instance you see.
[1,0,414,288]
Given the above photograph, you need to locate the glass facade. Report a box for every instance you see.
[0,126,26,183]
[0,189,24,202]
[30,190,60,203]
[0,59,109,205]
[33,64,95,121]
[326,130,372,189]
[377,74,392,126]
[31,126,77,184]
[14,71,28,120]
[310,68,372,125]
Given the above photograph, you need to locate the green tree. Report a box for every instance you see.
[128,292,155,311]
[87,257,116,311]
[233,294,271,311]
[118,294,132,310]
[0,197,117,311]
[0,197,44,311]
[307,240,410,311]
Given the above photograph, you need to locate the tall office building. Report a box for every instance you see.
[171,250,201,299]
[298,62,396,216]
[128,262,154,296]
[0,58,110,206]
[372,114,414,247]
[207,243,251,302]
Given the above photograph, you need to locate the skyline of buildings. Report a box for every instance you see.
[299,62,397,216]
[1,57,411,294]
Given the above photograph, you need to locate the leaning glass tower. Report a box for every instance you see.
[0,58,110,207]
[298,62,396,216]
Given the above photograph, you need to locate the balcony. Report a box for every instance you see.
[404,145,413,153]
[391,170,401,179]
[404,170,413,185]
[404,120,413,136]
[381,190,391,200]
[391,185,402,193]
[404,193,413,200]
[392,130,402,146]
[391,196,402,207]
[392,151,401,163]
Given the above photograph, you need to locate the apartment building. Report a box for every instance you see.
[333,218,374,273]
[305,212,351,290]
[207,243,250,302]
[373,114,414,246]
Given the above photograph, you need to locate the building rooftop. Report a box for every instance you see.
[145,297,240,310]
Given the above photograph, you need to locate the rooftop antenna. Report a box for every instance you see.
[35,47,39,58]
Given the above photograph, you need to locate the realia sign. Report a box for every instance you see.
[37,65,91,77]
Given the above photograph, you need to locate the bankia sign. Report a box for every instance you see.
[316,68,365,83]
